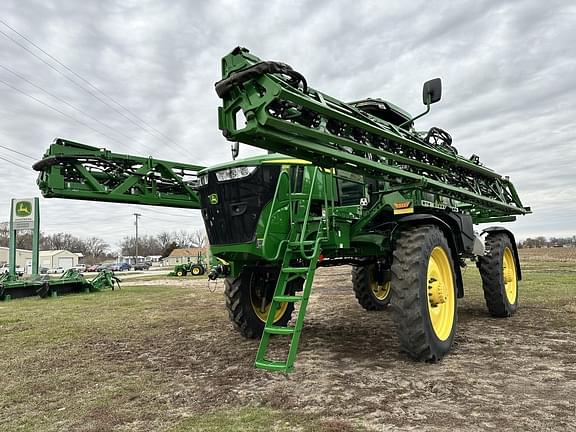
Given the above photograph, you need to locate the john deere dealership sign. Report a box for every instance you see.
[12,198,35,230]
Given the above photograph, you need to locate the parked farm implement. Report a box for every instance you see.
[33,47,529,372]
[0,268,120,301]
[2,197,121,301]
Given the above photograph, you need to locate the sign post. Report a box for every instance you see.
[9,198,40,277]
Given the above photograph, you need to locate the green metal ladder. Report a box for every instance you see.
[255,168,328,372]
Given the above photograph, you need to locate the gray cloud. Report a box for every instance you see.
[0,0,575,251]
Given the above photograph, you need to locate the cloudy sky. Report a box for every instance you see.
[0,0,575,251]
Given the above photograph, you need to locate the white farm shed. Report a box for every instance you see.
[39,250,79,270]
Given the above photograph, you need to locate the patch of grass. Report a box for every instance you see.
[462,258,576,307]
[169,408,363,432]
[0,252,575,431]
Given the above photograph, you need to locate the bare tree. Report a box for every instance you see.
[83,237,110,264]
[157,231,174,251]
[119,235,161,257]
[190,228,207,248]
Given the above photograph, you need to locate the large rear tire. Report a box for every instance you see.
[390,225,458,362]
[225,270,301,339]
[477,233,519,317]
[351,263,391,311]
[190,264,204,276]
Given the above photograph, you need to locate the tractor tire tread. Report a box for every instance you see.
[224,273,297,339]
[477,233,518,317]
[351,265,390,311]
[225,276,259,339]
[390,224,456,362]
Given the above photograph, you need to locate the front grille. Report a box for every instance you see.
[199,165,281,245]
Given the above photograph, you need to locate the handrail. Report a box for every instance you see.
[262,167,329,261]
[261,170,290,260]
[299,167,328,259]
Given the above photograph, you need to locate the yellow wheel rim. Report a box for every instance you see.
[176,271,183,277]
[370,270,391,301]
[426,246,455,341]
[503,247,517,304]
[192,267,200,275]
[250,285,288,323]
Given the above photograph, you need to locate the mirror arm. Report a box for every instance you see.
[399,96,431,128]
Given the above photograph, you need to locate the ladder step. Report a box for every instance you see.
[255,359,293,372]
[293,216,324,223]
[273,294,303,302]
[289,193,308,200]
[281,267,309,274]
[265,325,295,335]
[288,240,315,247]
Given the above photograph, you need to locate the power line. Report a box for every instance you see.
[0,78,128,146]
[137,215,187,223]
[0,20,190,156]
[0,144,36,160]
[0,150,33,168]
[0,154,32,171]
[0,20,178,142]
[133,205,193,218]
[0,63,147,148]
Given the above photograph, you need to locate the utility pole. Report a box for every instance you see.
[134,213,141,265]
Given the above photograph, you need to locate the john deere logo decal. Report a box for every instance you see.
[209,194,219,205]
[15,201,32,217]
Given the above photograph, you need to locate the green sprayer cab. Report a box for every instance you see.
[33,47,530,372]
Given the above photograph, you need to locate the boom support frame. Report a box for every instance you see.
[34,139,204,209]
[215,47,530,223]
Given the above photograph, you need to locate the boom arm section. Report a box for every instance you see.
[33,138,204,209]
[215,47,530,222]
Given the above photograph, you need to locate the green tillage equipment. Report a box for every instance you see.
[2,195,121,301]
[33,47,530,373]
[0,269,120,301]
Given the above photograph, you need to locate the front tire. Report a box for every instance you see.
[352,263,391,310]
[390,225,458,362]
[478,233,519,317]
[225,270,301,339]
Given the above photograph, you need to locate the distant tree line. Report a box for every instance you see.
[119,229,207,258]
[0,223,114,264]
[0,222,207,264]
[518,236,576,248]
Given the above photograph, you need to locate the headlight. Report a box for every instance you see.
[198,174,208,186]
[215,166,256,182]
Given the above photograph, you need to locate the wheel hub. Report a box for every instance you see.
[503,267,514,284]
[428,277,447,306]
[372,281,391,300]
[502,247,518,304]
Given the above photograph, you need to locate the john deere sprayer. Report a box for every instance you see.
[33,47,530,372]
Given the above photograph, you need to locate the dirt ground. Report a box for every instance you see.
[120,257,576,431]
[1,251,575,431]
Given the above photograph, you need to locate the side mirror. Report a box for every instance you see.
[231,141,239,160]
[423,78,442,105]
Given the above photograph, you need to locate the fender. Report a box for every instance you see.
[396,214,465,298]
[481,226,522,280]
